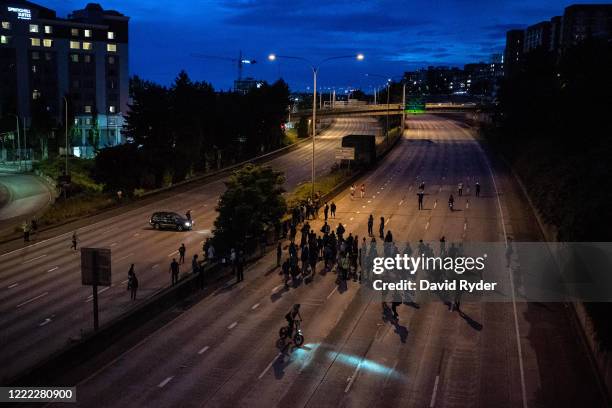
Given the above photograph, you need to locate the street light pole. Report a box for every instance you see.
[401,81,406,135]
[63,96,68,176]
[268,53,364,199]
[10,114,20,170]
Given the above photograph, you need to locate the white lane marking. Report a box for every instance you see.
[121,279,128,285]
[429,375,440,407]
[480,138,528,408]
[399,200,403,206]
[362,205,366,209]
[466,202,470,209]
[47,266,59,273]
[152,264,159,269]
[258,353,282,379]
[327,286,338,299]
[197,346,210,355]
[168,251,178,257]
[16,292,48,308]
[38,316,54,327]
[85,287,110,302]
[271,284,284,294]
[157,376,173,388]
[367,200,372,203]
[23,254,47,264]
[110,242,118,247]
[385,219,391,226]
[228,322,238,330]
[251,303,260,310]
[433,201,437,209]
[350,217,354,221]
[7,282,19,289]
[133,233,140,237]
[425,222,430,230]
[116,252,134,262]
[464,223,467,231]
[345,360,362,393]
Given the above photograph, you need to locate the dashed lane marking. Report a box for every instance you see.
[271,284,284,294]
[16,292,48,308]
[38,315,54,327]
[168,251,178,257]
[228,322,238,330]
[47,266,58,273]
[429,375,440,407]
[327,286,338,299]
[157,376,173,388]
[7,282,18,289]
[425,222,430,230]
[251,303,260,310]
[259,353,282,379]
[22,254,47,264]
[116,252,134,262]
[198,346,210,355]
[85,287,110,302]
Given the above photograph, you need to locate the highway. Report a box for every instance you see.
[0,117,380,383]
[56,115,604,407]
[0,173,53,236]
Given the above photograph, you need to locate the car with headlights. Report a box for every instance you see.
[149,211,193,231]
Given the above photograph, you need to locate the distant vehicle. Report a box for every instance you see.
[149,212,193,231]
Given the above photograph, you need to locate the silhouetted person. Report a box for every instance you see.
[379,217,385,239]
[367,214,374,236]
[129,268,138,300]
[330,202,337,218]
[71,231,78,250]
[475,182,481,197]
[417,191,424,210]
[169,258,179,286]
[276,242,282,267]
[178,243,186,264]
[324,202,329,220]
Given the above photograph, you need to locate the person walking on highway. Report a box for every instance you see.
[207,244,215,262]
[419,181,425,191]
[30,219,38,236]
[236,251,244,282]
[367,214,374,236]
[350,184,356,200]
[230,248,237,274]
[417,191,424,210]
[22,221,30,243]
[320,221,330,235]
[330,201,337,218]
[384,230,393,243]
[129,273,138,300]
[379,217,385,239]
[360,184,366,198]
[192,254,200,275]
[448,194,455,211]
[336,223,345,241]
[475,181,481,197]
[169,258,180,286]
[276,242,282,267]
[127,264,135,291]
[324,202,329,221]
[178,243,186,264]
[458,182,463,197]
[71,231,78,250]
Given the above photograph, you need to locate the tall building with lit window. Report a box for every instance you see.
[0,1,129,155]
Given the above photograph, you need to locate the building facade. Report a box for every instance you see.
[0,1,129,156]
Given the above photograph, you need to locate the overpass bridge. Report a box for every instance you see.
[291,102,479,118]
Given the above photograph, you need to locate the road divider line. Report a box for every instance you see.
[344,361,362,393]
[251,303,260,310]
[47,266,58,273]
[259,353,281,379]
[425,222,430,230]
[228,322,238,330]
[38,316,54,327]
[86,287,110,302]
[167,251,178,257]
[16,292,48,308]
[157,376,173,388]
[327,286,338,299]
[429,375,440,407]
[7,282,18,289]
[22,254,47,264]
[116,253,134,262]
[197,346,210,355]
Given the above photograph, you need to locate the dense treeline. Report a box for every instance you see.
[93,71,290,192]
[485,39,612,350]
[486,39,612,241]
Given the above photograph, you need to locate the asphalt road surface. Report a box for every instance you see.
[56,115,604,407]
[0,173,53,236]
[0,117,380,383]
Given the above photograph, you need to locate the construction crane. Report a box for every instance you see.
[190,51,256,90]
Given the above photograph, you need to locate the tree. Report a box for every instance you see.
[297,115,309,138]
[87,107,100,153]
[212,164,286,254]
[92,143,143,193]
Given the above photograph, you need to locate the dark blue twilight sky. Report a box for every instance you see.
[43,0,588,91]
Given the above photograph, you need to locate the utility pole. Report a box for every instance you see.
[401,81,406,135]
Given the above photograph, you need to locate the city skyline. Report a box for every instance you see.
[38,0,598,90]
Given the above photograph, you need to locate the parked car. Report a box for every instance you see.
[149,211,193,231]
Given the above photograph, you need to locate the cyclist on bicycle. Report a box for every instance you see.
[285,304,302,337]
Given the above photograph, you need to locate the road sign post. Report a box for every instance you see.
[335,147,355,172]
[81,247,111,331]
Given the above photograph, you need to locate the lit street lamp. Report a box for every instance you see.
[268,53,364,198]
